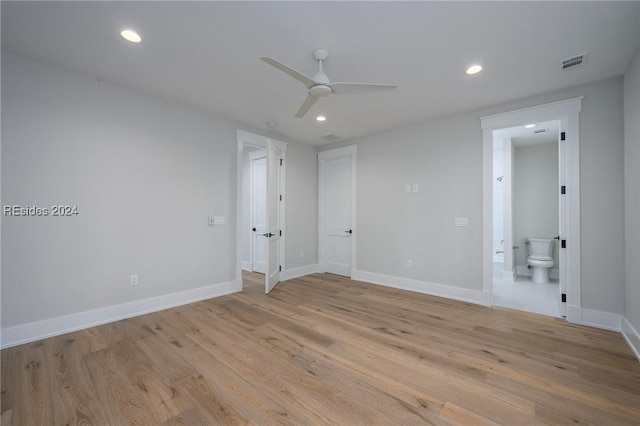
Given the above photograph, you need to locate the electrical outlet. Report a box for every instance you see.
[406,259,413,268]
[130,274,138,286]
[405,184,411,193]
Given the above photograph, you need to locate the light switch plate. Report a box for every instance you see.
[454,217,469,227]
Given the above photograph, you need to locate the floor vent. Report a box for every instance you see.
[560,53,587,71]
[319,133,341,142]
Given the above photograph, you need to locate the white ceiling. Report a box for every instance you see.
[2,1,639,146]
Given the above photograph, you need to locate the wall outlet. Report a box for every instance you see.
[405,184,411,193]
[130,274,138,286]
[454,217,469,227]
[406,259,413,268]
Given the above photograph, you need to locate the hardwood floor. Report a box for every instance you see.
[2,272,640,425]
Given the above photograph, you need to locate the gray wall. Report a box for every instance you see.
[323,76,625,315]
[1,52,318,330]
[513,142,559,269]
[624,49,640,334]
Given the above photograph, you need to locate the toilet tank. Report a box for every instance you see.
[527,238,554,257]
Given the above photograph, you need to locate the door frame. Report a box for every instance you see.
[236,130,287,288]
[318,145,357,276]
[480,97,582,323]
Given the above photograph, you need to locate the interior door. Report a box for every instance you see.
[324,155,353,276]
[250,153,267,274]
[558,120,567,316]
[265,140,283,294]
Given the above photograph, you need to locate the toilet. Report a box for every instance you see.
[526,237,554,284]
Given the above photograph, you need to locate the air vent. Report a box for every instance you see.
[560,53,588,72]
[534,128,548,134]
[319,133,341,142]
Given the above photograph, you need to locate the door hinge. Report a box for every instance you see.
[279,265,282,272]
[561,293,567,303]
[561,239,566,249]
[561,185,566,195]
[279,230,282,236]
[279,194,282,201]
[280,158,283,166]
[560,131,566,141]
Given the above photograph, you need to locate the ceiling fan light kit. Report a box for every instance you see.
[260,48,396,118]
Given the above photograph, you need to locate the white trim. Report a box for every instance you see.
[352,270,484,305]
[481,98,583,324]
[241,260,252,271]
[622,318,640,361]
[236,130,287,292]
[1,279,241,349]
[318,145,357,276]
[581,308,621,332]
[281,264,321,281]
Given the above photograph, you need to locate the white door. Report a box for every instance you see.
[319,146,356,277]
[265,140,284,294]
[558,121,567,316]
[250,152,267,274]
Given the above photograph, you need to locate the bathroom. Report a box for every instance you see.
[492,120,562,317]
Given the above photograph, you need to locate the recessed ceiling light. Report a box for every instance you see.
[465,64,483,75]
[524,124,536,129]
[316,115,326,122]
[120,29,141,43]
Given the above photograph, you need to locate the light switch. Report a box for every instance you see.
[412,184,419,193]
[454,217,469,227]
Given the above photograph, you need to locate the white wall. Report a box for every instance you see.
[624,48,640,357]
[322,76,625,315]
[513,142,559,270]
[1,52,319,346]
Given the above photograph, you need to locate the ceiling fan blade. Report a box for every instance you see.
[295,94,319,118]
[330,82,397,95]
[261,57,316,88]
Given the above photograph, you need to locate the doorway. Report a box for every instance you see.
[481,98,583,323]
[236,130,287,294]
[491,120,562,317]
[318,145,357,277]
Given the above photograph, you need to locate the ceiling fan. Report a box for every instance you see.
[260,49,397,118]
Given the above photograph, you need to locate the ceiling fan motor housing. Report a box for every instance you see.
[310,84,332,97]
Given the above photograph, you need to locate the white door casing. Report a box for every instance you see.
[236,130,286,293]
[481,98,582,323]
[319,145,357,277]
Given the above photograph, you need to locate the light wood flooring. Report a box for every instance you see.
[2,272,640,425]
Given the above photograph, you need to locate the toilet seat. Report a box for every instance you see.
[529,255,552,262]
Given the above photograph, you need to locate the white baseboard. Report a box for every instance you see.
[0,279,242,349]
[282,263,320,281]
[502,269,516,282]
[241,260,252,271]
[580,308,621,332]
[352,270,484,305]
[622,317,640,361]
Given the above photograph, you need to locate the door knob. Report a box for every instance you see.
[345,229,352,234]
[262,232,273,237]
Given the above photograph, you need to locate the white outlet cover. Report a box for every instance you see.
[213,216,225,225]
[454,217,469,227]
[404,185,411,193]
[412,184,419,192]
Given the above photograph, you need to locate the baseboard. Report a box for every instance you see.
[0,279,242,349]
[580,308,622,332]
[622,317,640,361]
[502,269,516,282]
[241,260,252,271]
[282,264,320,281]
[352,270,484,305]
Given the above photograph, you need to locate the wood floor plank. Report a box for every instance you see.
[2,271,640,425]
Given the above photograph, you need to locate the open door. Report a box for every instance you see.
[265,139,285,294]
[558,120,567,316]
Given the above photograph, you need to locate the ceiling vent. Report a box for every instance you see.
[560,53,588,72]
[318,133,341,142]
[534,128,548,134]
